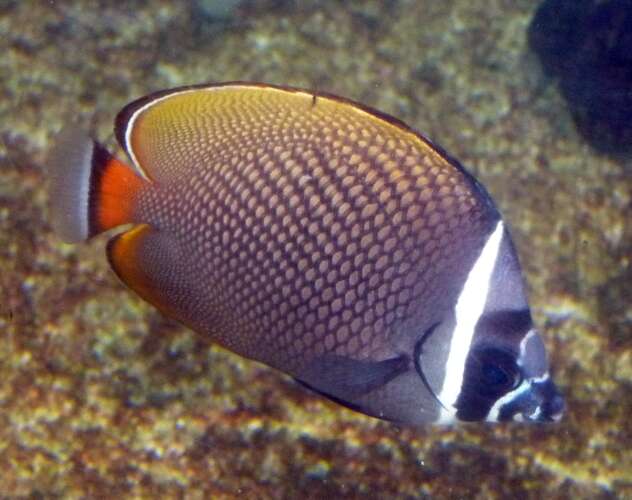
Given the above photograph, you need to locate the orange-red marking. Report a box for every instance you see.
[97,158,145,232]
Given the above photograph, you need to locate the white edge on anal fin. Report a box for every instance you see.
[437,220,505,423]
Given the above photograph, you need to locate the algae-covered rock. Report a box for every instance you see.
[1,0,630,497]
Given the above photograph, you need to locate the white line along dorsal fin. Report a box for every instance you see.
[119,84,319,182]
[438,220,505,423]
[121,89,198,181]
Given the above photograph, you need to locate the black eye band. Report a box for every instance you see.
[414,322,447,411]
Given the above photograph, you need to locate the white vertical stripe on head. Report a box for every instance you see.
[437,220,505,423]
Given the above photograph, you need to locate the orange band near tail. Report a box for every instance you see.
[90,142,146,234]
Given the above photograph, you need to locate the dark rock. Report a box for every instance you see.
[529,0,632,155]
[528,0,594,77]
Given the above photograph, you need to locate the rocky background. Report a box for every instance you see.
[0,0,630,497]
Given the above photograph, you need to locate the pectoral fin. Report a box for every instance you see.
[296,354,409,405]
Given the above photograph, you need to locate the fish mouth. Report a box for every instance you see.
[520,378,565,423]
[492,375,565,423]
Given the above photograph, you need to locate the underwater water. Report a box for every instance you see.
[0,0,630,497]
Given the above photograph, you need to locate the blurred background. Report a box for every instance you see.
[0,1,630,497]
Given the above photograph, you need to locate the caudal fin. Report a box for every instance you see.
[48,128,147,242]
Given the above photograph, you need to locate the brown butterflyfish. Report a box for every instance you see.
[48,83,564,424]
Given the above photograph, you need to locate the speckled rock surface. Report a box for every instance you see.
[0,0,630,498]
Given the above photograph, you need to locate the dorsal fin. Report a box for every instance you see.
[114,84,319,184]
[113,82,462,186]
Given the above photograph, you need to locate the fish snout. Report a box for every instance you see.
[523,377,565,423]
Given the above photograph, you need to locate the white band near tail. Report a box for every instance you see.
[48,129,95,242]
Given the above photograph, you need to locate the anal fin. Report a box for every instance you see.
[106,225,192,323]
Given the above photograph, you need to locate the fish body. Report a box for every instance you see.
[49,83,564,424]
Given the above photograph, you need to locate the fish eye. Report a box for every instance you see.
[475,348,521,396]
[481,362,512,389]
